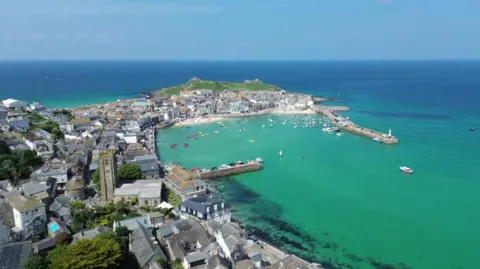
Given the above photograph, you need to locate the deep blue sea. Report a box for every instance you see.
[1,61,480,269]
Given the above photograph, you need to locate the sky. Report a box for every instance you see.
[0,0,479,60]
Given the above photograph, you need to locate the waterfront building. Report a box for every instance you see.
[2,98,28,110]
[99,151,117,201]
[179,195,231,223]
[164,165,207,199]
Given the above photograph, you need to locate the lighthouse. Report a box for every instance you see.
[388,129,392,137]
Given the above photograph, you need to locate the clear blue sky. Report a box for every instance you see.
[0,0,479,60]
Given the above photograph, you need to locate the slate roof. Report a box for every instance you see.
[236,259,255,269]
[180,195,225,215]
[156,224,175,238]
[130,225,166,268]
[267,255,322,269]
[1,191,44,212]
[219,223,241,238]
[138,160,159,173]
[206,255,229,269]
[72,227,111,242]
[114,215,152,231]
[185,251,207,263]
[173,226,210,249]
[32,238,56,252]
[22,182,48,196]
[170,218,195,232]
[0,241,32,269]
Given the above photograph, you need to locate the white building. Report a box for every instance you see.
[1,191,47,241]
[2,98,28,110]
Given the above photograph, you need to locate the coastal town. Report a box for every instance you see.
[0,78,398,269]
[0,78,332,269]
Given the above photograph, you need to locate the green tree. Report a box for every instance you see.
[172,258,184,269]
[92,168,100,186]
[157,258,169,268]
[0,140,11,155]
[25,255,50,269]
[117,163,142,180]
[70,201,86,214]
[49,238,122,269]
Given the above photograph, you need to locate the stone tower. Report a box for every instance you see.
[99,151,117,201]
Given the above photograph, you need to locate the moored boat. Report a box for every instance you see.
[400,166,413,174]
[183,143,189,147]
[373,137,383,143]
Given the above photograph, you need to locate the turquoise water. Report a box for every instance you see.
[3,61,480,268]
[157,109,480,269]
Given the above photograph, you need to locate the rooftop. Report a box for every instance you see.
[0,241,33,269]
[1,190,44,212]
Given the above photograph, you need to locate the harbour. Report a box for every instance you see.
[317,106,399,144]
[195,158,264,180]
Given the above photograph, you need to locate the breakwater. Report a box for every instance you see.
[198,161,263,179]
[318,107,399,144]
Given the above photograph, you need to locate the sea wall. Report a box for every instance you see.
[199,163,263,179]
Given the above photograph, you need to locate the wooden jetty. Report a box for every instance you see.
[317,106,399,144]
[197,161,263,180]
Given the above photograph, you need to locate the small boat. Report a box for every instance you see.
[255,157,264,163]
[336,133,343,136]
[193,137,198,140]
[213,131,220,133]
[169,145,176,149]
[183,143,189,147]
[470,127,476,131]
[270,124,273,127]
[373,137,383,143]
[186,136,190,139]
[400,166,413,174]
[262,125,266,128]
[249,140,255,143]
[279,150,283,157]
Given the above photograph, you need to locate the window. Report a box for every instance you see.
[221,203,224,208]
[214,204,217,211]
[35,208,38,213]
[206,207,210,213]
[145,200,149,205]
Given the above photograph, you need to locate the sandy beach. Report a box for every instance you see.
[175,117,225,126]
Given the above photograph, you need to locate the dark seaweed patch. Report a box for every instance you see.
[212,177,418,269]
[358,110,449,120]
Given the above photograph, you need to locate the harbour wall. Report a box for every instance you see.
[199,163,263,179]
[320,108,399,144]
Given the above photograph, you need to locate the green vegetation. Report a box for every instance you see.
[0,141,43,185]
[154,79,282,96]
[117,163,143,180]
[172,258,184,269]
[166,188,182,208]
[48,238,122,269]
[70,200,140,233]
[53,109,74,121]
[157,258,169,268]
[27,112,64,141]
[25,255,50,269]
[92,168,100,187]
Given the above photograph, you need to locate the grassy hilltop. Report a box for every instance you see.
[152,78,282,97]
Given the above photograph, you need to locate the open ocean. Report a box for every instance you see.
[2,61,480,269]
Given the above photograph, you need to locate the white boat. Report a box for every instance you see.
[336,133,343,136]
[255,157,264,163]
[279,150,283,157]
[373,137,383,143]
[400,166,414,174]
[213,131,220,133]
[270,124,273,127]
[262,125,266,128]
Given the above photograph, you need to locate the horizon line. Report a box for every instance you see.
[1,58,480,62]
